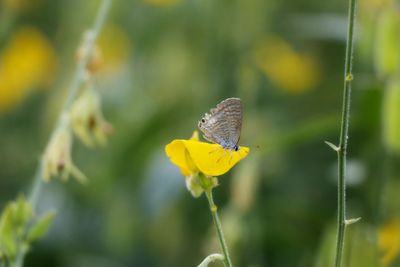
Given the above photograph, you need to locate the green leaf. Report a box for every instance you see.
[383,79,400,152]
[14,194,33,232]
[26,211,56,242]
[0,205,17,258]
[374,8,400,77]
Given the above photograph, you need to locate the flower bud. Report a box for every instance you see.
[70,81,112,147]
[185,173,204,198]
[76,31,104,74]
[185,173,218,198]
[42,115,87,183]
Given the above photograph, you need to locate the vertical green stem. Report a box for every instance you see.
[13,1,112,266]
[205,190,234,267]
[334,0,356,266]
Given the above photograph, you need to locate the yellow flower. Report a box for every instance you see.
[3,0,41,11]
[253,36,321,93]
[165,132,250,177]
[0,26,57,112]
[97,24,131,75]
[360,0,392,13]
[379,218,400,266]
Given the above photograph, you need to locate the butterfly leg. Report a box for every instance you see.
[208,147,220,155]
[228,150,233,165]
[216,149,227,163]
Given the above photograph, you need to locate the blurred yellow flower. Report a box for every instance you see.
[3,0,41,11]
[254,36,321,93]
[165,132,250,177]
[70,81,113,147]
[360,0,392,13]
[42,117,87,184]
[0,26,57,112]
[143,0,181,7]
[97,24,131,75]
[379,218,400,266]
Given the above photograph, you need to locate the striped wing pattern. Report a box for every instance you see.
[198,98,242,150]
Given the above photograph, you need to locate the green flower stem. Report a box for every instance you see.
[13,1,112,267]
[205,189,233,267]
[334,0,357,266]
[28,162,44,213]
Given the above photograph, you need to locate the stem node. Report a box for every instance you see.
[346,74,354,81]
[211,204,218,213]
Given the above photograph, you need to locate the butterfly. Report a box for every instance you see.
[198,98,242,152]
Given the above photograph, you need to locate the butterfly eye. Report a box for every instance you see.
[201,119,205,123]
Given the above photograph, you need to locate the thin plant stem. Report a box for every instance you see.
[30,0,111,210]
[334,0,357,266]
[28,162,44,210]
[13,1,112,266]
[205,190,234,267]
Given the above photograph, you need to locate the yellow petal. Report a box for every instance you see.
[0,27,56,112]
[165,140,196,176]
[165,130,250,177]
[379,218,400,266]
[183,141,250,177]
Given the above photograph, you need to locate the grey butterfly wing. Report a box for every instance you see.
[198,109,229,145]
[198,98,242,149]
[216,98,242,147]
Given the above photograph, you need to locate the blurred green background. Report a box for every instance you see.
[1,0,400,266]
